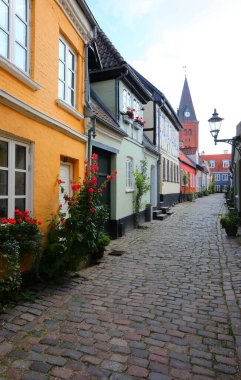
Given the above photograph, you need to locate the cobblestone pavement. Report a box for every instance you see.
[0,193,241,380]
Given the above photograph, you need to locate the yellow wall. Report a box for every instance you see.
[0,0,89,231]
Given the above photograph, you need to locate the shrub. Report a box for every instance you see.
[220,211,240,228]
[40,154,116,282]
[133,159,151,228]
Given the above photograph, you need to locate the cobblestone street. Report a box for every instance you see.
[0,193,241,380]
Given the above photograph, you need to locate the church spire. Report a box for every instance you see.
[178,77,197,122]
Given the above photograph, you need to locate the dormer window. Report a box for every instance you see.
[223,160,230,168]
[209,161,215,168]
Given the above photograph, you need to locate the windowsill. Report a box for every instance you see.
[56,99,84,120]
[126,188,134,193]
[0,56,41,91]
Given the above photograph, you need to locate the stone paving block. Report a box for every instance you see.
[127,365,149,378]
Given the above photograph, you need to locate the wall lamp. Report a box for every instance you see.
[208,109,241,155]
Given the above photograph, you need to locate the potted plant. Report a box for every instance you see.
[220,211,240,237]
[122,107,135,124]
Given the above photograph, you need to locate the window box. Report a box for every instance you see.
[133,121,142,130]
[123,114,134,125]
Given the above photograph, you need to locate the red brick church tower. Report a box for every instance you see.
[178,77,199,162]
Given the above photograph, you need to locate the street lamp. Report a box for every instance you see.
[208,109,241,154]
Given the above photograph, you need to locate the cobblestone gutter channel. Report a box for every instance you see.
[0,193,241,379]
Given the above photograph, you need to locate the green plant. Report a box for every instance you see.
[0,240,21,305]
[40,154,115,282]
[133,159,151,228]
[220,211,240,228]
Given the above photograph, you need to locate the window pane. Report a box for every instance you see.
[0,169,8,195]
[15,198,25,213]
[0,140,8,167]
[67,69,74,88]
[14,43,26,71]
[59,61,65,81]
[0,199,7,218]
[15,172,26,195]
[0,0,9,30]
[59,39,65,61]
[67,50,74,70]
[15,145,26,170]
[16,0,27,21]
[58,80,65,100]
[67,87,74,106]
[0,28,8,57]
[15,16,27,46]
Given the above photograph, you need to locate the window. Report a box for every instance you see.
[0,0,30,72]
[167,160,170,181]
[0,138,30,218]
[58,37,76,107]
[209,161,215,168]
[222,173,229,181]
[223,160,230,168]
[162,157,166,181]
[126,157,134,191]
[215,185,220,192]
[123,89,127,112]
[215,174,220,181]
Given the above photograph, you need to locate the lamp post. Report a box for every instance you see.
[208,109,241,155]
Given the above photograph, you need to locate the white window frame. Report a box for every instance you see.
[222,173,229,181]
[0,137,31,218]
[126,157,134,192]
[209,161,215,168]
[215,185,220,192]
[123,89,127,112]
[0,0,30,73]
[215,174,220,181]
[223,160,230,168]
[58,36,77,108]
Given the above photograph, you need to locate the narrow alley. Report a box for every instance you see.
[0,194,241,380]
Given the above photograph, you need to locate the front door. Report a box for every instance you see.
[59,162,73,216]
[92,147,111,230]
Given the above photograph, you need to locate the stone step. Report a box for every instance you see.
[161,206,170,214]
[156,213,168,220]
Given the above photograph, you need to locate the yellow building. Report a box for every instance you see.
[0,0,96,231]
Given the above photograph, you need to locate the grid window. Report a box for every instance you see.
[58,37,76,107]
[0,0,29,72]
[0,138,30,218]
[162,157,166,181]
[126,157,134,190]
[123,89,127,112]
[223,160,230,168]
[215,174,220,181]
[222,173,229,181]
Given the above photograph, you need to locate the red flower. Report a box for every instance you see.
[8,218,16,224]
[25,216,31,221]
[91,153,98,160]
[64,194,69,201]
[71,184,80,191]
[113,169,117,175]
[37,221,42,225]
[88,187,94,193]
[106,175,111,180]
[58,179,65,185]
[17,218,23,223]
[90,208,95,214]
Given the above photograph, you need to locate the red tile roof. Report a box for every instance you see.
[200,154,231,173]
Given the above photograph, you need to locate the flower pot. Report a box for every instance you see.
[123,115,134,125]
[224,225,238,237]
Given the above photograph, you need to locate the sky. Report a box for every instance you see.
[85,0,241,155]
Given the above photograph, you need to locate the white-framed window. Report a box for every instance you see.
[0,137,31,218]
[222,173,229,181]
[223,160,230,168]
[123,89,127,112]
[167,159,170,181]
[215,174,220,181]
[209,161,215,168]
[58,37,76,107]
[0,0,30,73]
[162,157,166,181]
[126,157,134,191]
[215,185,220,192]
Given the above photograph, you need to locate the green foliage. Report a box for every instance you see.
[220,211,240,228]
[208,181,215,194]
[39,154,114,282]
[133,159,151,228]
[0,240,21,305]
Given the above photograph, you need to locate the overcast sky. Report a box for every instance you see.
[86,0,241,154]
